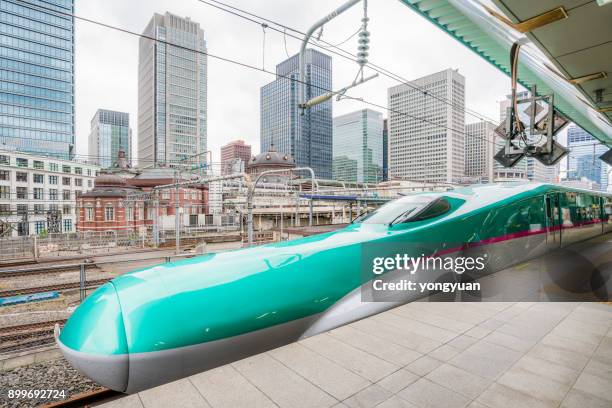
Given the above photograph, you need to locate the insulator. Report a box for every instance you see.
[358,38,369,45]
[361,17,369,23]
[359,30,370,38]
[357,57,368,64]
[358,45,369,52]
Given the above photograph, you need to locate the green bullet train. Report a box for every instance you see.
[55,183,612,393]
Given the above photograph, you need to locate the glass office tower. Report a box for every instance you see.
[0,0,75,158]
[89,109,132,168]
[566,125,608,191]
[333,109,383,183]
[138,12,207,168]
[260,49,332,179]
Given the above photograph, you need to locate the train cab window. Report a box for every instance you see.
[358,196,450,225]
[409,198,451,223]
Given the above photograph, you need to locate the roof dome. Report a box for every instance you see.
[94,173,127,187]
[249,143,295,168]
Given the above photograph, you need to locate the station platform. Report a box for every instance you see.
[98,239,612,408]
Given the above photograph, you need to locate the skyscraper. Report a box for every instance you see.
[220,140,251,175]
[0,0,75,158]
[387,69,465,183]
[382,119,388,181]
[566,125,608,191]
[465,121,495,183]
[89,110,132,168]
[333,109,383,183]
[138,12,207,168]
[260,49,332,179]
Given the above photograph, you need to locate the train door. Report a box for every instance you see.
[545,193,560,247]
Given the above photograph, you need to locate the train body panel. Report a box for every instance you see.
[56,182,612,392]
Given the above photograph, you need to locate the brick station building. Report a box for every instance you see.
[76,165,208,236]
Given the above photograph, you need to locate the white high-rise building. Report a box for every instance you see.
[387,69,465,183]
[465,121,495,183]
[138,12,207,168]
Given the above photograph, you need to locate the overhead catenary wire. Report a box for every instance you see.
[194,0,501,125]
[25,1,500,149]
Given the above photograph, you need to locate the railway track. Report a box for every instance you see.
[0,264,93,278]
[0,279,108,298]
[40,388,123,408]
[0,319,67,354]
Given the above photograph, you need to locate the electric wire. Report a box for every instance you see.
[23,1,500,149]
[194,0,501,124]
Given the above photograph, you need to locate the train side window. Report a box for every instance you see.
[545,197,552,218]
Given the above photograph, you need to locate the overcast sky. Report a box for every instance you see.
[74,0,518,163]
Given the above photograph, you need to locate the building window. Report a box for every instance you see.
[49,163,58,172]
[16,158,28,167]
[74,178,82,187]
[62,177,71,186]
[0,170,9,181]
[63,219,72,232]
[0,155,8,165]
[86,169,91,176]
[75,167,82,175]
[0,186,9,199]
[49,189,58,200]
[33,188,43,200]
[35,221,46,234]
[126,207,134,221]
[62,165,71,173]
[105,206,115,221]
[75,190,82,198]
[18,222,28,236]
[62,190,71,200]
[33,173,44,183]
[16,172,27,182]
[0,204,9,215]
[34,204,44,215]
[33,160,44,170]
[17,204,28,215]
[16,187,27,199]
[85,206,94,221]
[87,180,92,187]
[63,205,71,215]
[49,175,58,185]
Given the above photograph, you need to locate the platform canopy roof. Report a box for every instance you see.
[399,0,612,145]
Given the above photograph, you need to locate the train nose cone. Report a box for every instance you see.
[56,282,129,392]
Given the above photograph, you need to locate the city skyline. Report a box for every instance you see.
[0,0,601,185]
[71,0,511,163]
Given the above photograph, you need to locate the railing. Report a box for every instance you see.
[0,252,204,302]
[0,225,241,262]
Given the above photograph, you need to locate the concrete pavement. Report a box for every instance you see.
[99,301,612,408]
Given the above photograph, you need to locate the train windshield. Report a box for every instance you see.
[357,196,447,225]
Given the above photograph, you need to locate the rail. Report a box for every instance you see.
[0,252,207,302]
